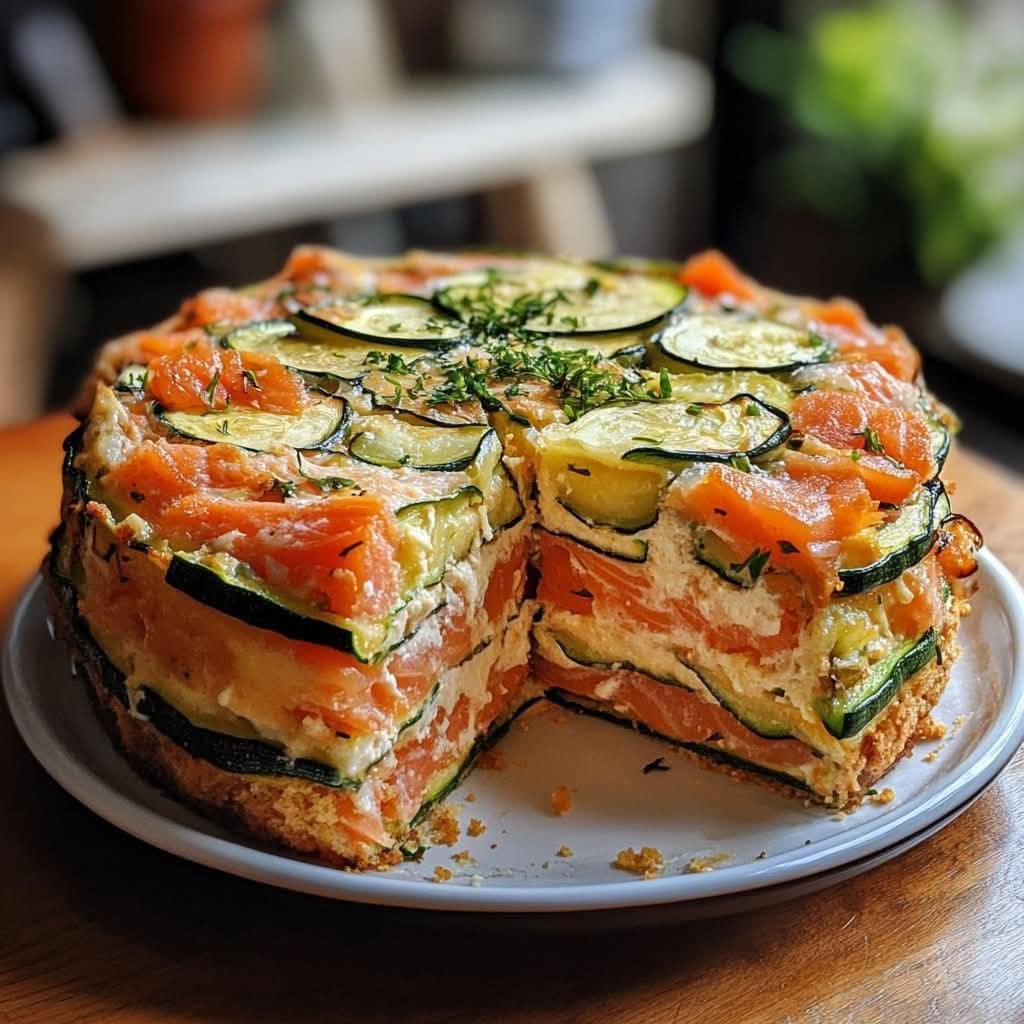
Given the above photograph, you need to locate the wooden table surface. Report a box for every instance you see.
[2,413,1022,1024]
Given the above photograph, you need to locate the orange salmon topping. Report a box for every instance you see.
[158,492,401,622]
[807,299,920,381]
[790,391,934,479]
[177,288,272,329]
[783,448,918,507]
[536,530,808,652]
[148,340,307,414]
[669,465,882,602]
[678,249,760,304]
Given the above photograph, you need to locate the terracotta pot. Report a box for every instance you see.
[106,0,272,120]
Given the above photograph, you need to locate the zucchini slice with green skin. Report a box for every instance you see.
[818,628,938,739]
[50,569,355,786]
[348,412,493,471]
[550,632,797,740]
[569,394,790,469]
[927,413,951,472]
[692,528,771,588]
[544,690,812,793]
[552,633,694,692]
[135,686,353,787]
[396,485,486,591]
[228,324,434,383]
[155,397,349,453]
[537,526,650,565]
[465,431,525,533]
[296,294,469,349]
[837,480,949,595]
[553,499,650,561]
[540,395,788,535]
[436,267,685,335]
[543,333,648,365]
[165,551,389,661]
[220,318,297,350]
[654,312,832,373]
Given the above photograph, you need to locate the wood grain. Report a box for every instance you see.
[1,416,1021,1024]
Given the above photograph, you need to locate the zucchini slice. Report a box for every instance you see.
[553,500,650,561]
[543,333,647,365]
[551,631,796,740]
[348,412,492,471]
[221,318,297,350]
[569,394,790,468]
[135,686,352,787]
[51,573,357,787]
[692,528,770,589]
[436,265,684,335]
[838,480,949,595]
[165,550,390,661]
[927,413,951,472]
[396,485,486,591]
[552,632,695,692]
[155,397,348,453]
[465,431,525,534]
[227,325,434,383]
[296,295,469,349]
[538,396,788,534]
[818,628,938,739]
[654,312,832,373]
[544,690,811,792]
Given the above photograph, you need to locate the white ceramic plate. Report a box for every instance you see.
[5,550,1023,915]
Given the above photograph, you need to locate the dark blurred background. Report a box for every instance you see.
[1,0,1022,466]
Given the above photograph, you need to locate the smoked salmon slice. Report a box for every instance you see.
[534,655,814,769]
[148,340,308,414]
[790,390,935,479]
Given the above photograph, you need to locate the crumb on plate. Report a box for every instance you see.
[467,817,486,838]
[432,866,452,883]
[916,715,947,741]
[550,785,574,816]
[427,805,460,846]
[613,846,663,878]
[556,845,574,858]
[684,853,730,873]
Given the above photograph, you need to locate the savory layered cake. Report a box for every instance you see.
[46,247,982,867]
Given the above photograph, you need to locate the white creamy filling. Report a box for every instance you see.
[536,495,789,641]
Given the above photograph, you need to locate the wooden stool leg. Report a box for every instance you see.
[483,163,614,258]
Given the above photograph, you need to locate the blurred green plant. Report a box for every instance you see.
[726,2,1024,285]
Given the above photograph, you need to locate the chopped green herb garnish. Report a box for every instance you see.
[270,478,297,499]
[729,546,771,582]
[216,419,230,436]
[729,454,753,473]
[858,426,885,454]
[777,539,799,554]
[745,402,761,417]
[203,370,221,407]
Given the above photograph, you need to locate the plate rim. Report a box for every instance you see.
[5,548,1023,914]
